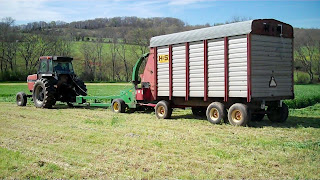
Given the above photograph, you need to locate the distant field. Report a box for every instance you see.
[1,83,319,108]
[0,83,319,179]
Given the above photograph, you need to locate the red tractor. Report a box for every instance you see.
[16,56,87,108]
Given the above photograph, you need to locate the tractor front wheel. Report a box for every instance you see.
[111,99,126,113]
[16,92,27,106]
[155,100,172,119]
[33,78,56,108]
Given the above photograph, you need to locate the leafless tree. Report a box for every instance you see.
[19,35,41,73]
[80,42,95,81]
[116,39,130,82]
[110,37,118,81]
[0,17,16,72]
[295,35,319,82]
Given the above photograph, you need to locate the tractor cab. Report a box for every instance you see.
[38,56,74,75]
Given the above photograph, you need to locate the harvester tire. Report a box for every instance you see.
[32,78,56,108]
[74,78,87,96]
[112,99,126,113]
[228,103,251,126]
[267,103,289,123]
[155,100,172,119]
[16,92,27,106]
[206,102,227,124]
[192,107,206,117]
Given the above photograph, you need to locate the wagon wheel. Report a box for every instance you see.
[267,103,288,123]
[228,103,251,126]
[155,100,172,119]
[206,102,227,124]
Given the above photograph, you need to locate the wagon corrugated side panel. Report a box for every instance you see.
[157,46,170,96]
[208,38,225,97]
[172,44,186,97]
[228,35,248,98]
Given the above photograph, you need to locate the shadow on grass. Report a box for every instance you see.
[53,104,320,128]
[249,116,320,128]
[171,113,320,128]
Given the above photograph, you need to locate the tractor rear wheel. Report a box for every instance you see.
[111,99,126,113]
[33,78,56,108]
[16,92,27,106]
[155,100,172,119]
[228,103,251,126]
[74,78,87,96]
[206,102,227,124]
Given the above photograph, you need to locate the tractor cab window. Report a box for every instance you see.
[53,61,74,74]
[39,60,48,73]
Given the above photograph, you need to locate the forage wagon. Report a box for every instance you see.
[17,19,294,126]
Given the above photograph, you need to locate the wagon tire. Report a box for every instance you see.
[192,107,206,117]
[111,99,126,113]
[206,102,227,124]
[155,100,172,119]
[16,92,27,106]
[228,103,251,126]
[32,78,56,108]
[267,103,289,123]
[251,113,265,122]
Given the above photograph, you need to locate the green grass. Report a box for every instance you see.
[285,84,320,109]
[0,102,319,179]
[0,147,76,179]
[0,83,319,179]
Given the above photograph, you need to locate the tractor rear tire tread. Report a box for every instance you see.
[33,78,56,108]
[74,78,87,96]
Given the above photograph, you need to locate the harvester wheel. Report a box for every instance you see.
[32,78,56,108]
[155,100,172,119]
[267,103,288,123]
[16,92,27,106]
[111,99,126,113]
[206,102,227,124]
[192,107,206,117]
[228,103,251,126]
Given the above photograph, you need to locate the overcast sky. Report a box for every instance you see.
[0,0,319,28]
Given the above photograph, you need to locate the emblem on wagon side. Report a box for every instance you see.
[269,76,277,87]
[158,54,169,63]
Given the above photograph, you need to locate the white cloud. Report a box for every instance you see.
[0,0,213,23]
[0,0,64,22]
